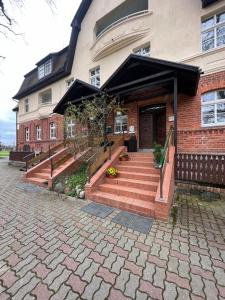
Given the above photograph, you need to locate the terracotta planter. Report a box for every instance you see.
[119,156,129,161]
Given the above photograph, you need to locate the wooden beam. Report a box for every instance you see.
[107,70,174,93]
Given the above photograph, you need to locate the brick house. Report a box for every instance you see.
[14,0,225,218]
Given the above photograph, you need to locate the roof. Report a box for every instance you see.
[13,0,93,100]
[102,54,201,96]
[202,0,218,7]
[53,79,100,114]
[12,105,19,112]
[54,55,201,115]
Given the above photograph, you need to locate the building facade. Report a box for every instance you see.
[14,0,225,155]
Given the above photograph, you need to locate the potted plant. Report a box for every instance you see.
[106,167,118,178]
[119,152,129,161]
[153,143,163,167]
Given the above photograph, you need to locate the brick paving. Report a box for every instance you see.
[0,159,225,299]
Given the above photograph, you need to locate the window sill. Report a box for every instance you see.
[202,123,225,128]
[114,131,128,135]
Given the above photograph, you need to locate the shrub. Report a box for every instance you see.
[66,164,88,197]
[153,143,163,165]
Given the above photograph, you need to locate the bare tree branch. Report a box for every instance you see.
[0,0,12,25]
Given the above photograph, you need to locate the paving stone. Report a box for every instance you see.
[103,252,117,269]
[82,261,100,283]
[163,281,177,300]
[140,279,163,300]
[203,279,219,300]
[43,264,65,286]
[49,268,71,292]
[177,287,190,300]
[11,276,40,300]
[115,269,130,292]
[190,273,205,297]
[111,255,125,274]
[153,266,166,289]
[93,280,111,300]
[214,266,225,286]
[31,282,53,299]
[128,247,140,263]
[124,273,139,298]
[82,275,102,300]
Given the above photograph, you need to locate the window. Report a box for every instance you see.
[24,99,29,113]
[202,90,225,126]
[36,125,41,141]
[49,122,56,139]
[201,11,225,51]
[38,59,52,79]
[66,78,74,89]
[114,111,128,133]
[67,120,75,138]
[90,67,100,88]
[39,89,52,105]
[134,44,150,57]
[25,127,30,142]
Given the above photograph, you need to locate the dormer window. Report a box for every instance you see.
[38,59,52,79]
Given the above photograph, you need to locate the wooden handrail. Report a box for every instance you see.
[159,127,174,199]
[87,137,124,182]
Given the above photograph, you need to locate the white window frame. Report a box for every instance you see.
[201,90,225,127]
[114,112,128,134]
[39,89,52,105]
[36,125,42,141]
[201,11,225,52]
[24,98,29,113]
[25,127,30,142]
[38,59,52,79]
[134,44,150,57]
[49,122,56,139]
[67,120,75,138]
[90,67,100,88]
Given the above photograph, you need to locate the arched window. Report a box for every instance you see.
[202,90,225,126]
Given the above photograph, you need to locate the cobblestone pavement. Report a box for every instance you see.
[0,159,225,300]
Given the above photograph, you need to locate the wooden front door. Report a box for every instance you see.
[139,113,153,148]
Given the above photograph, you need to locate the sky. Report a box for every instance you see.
[0,0,82,146]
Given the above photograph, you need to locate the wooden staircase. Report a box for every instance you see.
[89,152,160,217]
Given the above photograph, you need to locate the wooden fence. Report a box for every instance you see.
[9,151,34,162]
[176,153,225,186]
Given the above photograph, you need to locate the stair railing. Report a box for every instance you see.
[24,143,64,171]
[158,127,174,199]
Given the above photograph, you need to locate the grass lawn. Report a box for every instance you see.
[0,151,9,158]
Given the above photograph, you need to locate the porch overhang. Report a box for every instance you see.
[53,79,100,114]
[53,55,201,115]
[101,55,201,97]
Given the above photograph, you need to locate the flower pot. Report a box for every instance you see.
[106,174,117,178]
[119,156,129,161]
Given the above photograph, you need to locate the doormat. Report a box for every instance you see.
[15,183,44,193]
[81,202,115,218]
[112,211,154,234]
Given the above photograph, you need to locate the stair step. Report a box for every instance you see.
[118,171,160,182]
[99,183,156,202]
[25,177,48,187]
[117,165,159,175]
[128,157,154,162]
[90,191,155,217]
[33,172,50,180]
[118,161,154,167]
[105,178,158,191]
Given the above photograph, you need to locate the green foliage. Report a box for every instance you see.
[153,143,163,165]
[106,167,118,177]
[66,164,88,197]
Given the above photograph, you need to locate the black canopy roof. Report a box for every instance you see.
[53,79,100,114]
[54,55,201,115]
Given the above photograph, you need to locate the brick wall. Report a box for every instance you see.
[177,71,225,153]
[18,114,64,152]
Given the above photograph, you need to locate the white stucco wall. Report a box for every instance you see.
[18,0,225,123]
